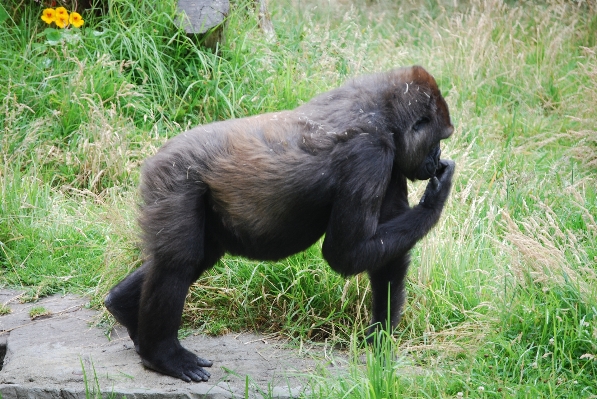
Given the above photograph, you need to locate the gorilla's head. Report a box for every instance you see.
[384,66,454,181]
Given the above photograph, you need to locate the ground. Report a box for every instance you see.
[0,289,345,399]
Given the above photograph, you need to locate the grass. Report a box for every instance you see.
[28,305,50,319]
[1,0,596,397]
[0,303,10,316]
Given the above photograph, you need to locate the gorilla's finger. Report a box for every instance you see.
[197,357,213,368]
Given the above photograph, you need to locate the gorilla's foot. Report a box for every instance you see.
[365,322,384,345]
[104,292,139,351]
[140,340,213,382]
[365,319,401,346]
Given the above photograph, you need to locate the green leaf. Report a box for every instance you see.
[44,28,63,45]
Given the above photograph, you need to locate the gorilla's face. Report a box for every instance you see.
[389,69,454,182]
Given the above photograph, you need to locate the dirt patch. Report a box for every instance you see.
[0,289,347,398]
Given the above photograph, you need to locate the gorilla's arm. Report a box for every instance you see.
[322,158,455,276]
[375,159,454,251]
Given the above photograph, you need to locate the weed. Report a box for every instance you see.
[29,306,51,319]
[0,303,10,316]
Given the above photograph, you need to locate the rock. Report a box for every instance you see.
[176,0,230,49]
[0,290,342,399]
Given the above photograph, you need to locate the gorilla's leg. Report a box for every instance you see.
[366,254,410,341]
[365,169,411,341]
[135,193,223,382]
[137,261,215,382]
[104,263,148,350]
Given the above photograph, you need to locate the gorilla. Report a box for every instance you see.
[105,65,455,382]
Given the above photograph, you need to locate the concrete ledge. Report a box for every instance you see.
[0,290,343,399]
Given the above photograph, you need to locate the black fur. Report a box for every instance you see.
[105,65,455,382]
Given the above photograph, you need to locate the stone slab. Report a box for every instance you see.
[0,290,344,399]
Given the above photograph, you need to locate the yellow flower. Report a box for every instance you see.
[69,12,84,28]
[55,7,69,18]
[41,8,56,24]
[55,14,69,28]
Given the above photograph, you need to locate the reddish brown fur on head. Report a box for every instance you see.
[404,66,452,135]
[409,65,439,88]
[409,66,453,139]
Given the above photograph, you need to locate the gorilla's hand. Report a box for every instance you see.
[419,159,455,208]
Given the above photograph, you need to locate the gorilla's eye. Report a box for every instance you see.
[412,117,430,132]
